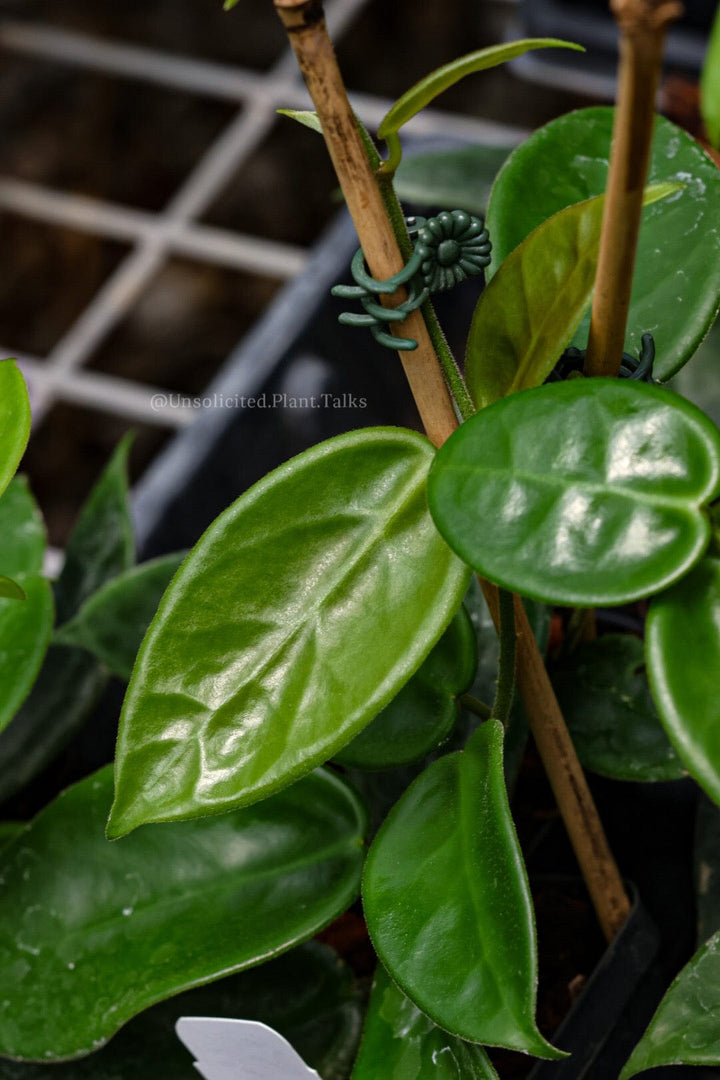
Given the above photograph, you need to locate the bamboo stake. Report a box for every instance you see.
[272,0,630,941]
[584,0,683,376]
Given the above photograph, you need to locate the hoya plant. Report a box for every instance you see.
[2,0,720,1077]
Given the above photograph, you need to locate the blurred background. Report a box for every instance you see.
[0,0,714,558]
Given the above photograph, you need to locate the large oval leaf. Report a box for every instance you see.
[619,930,720,1077]
[109,428,470,838]
[553,635,685,782]
[362,719,563,1058]
[646,556,720,805]
[428,380,720,606]
[0,765,365,1062]
[53,553,185,681]
[0,942,361,1080]
[335,605,477,770]
[0,361,30,499]
[486,108,720,380]
[352,964,499,1079]
[0,478,53,735]
[466,186,674,408]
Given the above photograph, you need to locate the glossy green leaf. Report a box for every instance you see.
[54,434,135,627]
[378,40,583,172]
[620,930,720,1077]
[363,719,563,1057]
[553,635,685,782]
[109,427,470,838]
[278,108,323,134]
[466,186,675,408]
[0,578,24,600]
[53,553,185,681]
[0,478,46,579]
[0,764,365,1062]
[0,942,361,1080]
[394,146,512,216]
[352,964,499,1079]
[0,361,30,499]
[0,823,22,852]
[646,555,720,805]
[335,605,477,770]
[428,379,720,606]
[486,108,720,380]
[695,794,720,944]
[701,4,720,148]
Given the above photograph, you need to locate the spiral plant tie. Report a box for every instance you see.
[331,210,492,350]
[551,332,657,383]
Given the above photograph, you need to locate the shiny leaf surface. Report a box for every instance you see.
[351,964,499,1079]
[466,186,674,408]
[0,766,365,1062]
[428,379,720,606]
[701,5,720,148]
[620,931,720,1077]
[647,556,720,804]
[0,479,46,579]
[0,361,30,498]
[335,605,477,769]
[54,434,135,627]
[553,635,685,782]
[378,41,583,171]
[0,943,360,1080]
[109,428,470,838]
[486,108,720,380]
[363,719,562,1057]
[53,553,185,681]
[394,146,512,215]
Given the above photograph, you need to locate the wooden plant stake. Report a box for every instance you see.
[585,0,683,376]
[272,0,630,941]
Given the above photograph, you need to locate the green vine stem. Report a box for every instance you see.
[491,587,517,724]
[458,693,493,721]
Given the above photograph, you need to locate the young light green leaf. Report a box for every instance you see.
[0,360,30,499]
[363,719,564,1058]
[0,942,360,1080]
[466,185,676,408]
[486,108,720,380]
[352,964,499,1079]
[701,4,720,148]
[278,108,323,134]
[428,380,720,606]
[109,428,470,838]
[53,552,186,681]
[553,635,685,782]
[335,605,477,770]
[620,930,720,1077]
[54,433,135,627]
[0,765,365,1062]
[378,40,584,173]
[646,556,720,806]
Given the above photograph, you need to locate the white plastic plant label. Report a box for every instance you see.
[175,1017,321,1080]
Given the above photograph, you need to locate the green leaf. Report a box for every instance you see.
[54,434,135,627]
[0,765,365,1062]
[335,605,477,770]
[701,4,720,148]
[362,719,563,1057]
[109,428,470,838]
[428,379,720,606]
[620,929,720,1077]
[646,555,720,805]
[0,578,24,600]
[466,185,676,408]
[552,635,685,782]
[377,40,584,172]
[0,823,22,852]
[695,794,720,944]
[53,553,185,681]
[0,478,46,579]
[0,942,360,1080]
[352,964,499,1079]
[486,108,720,380]
[394,146,512,216]
[0,360,30,499]
[278,108,323,134]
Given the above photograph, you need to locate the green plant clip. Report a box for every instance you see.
[331,210,491,350]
